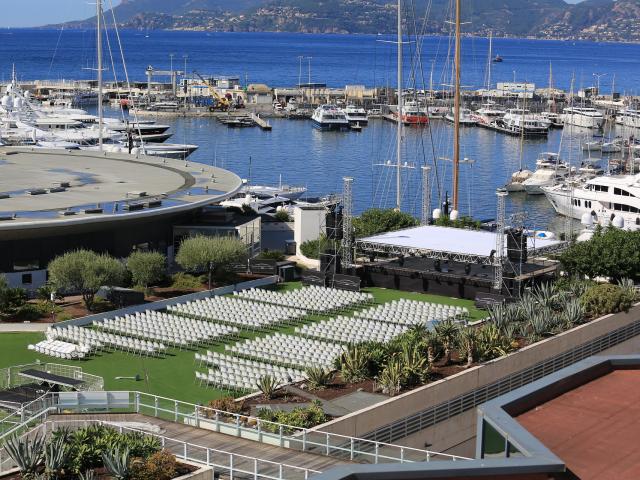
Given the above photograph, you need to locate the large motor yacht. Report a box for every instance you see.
[496,109,549,136]
[561,107,605,129]
[341,105,368,126]
[471,103,505,126]
[311,105,350,131]
[543,173,640,230]
[619,109,640,129]
[395,101,429,125]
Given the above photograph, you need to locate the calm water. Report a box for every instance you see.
[2,29,640,230]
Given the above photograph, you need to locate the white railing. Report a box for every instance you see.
[33,419,320,480]
[55,391,470,464]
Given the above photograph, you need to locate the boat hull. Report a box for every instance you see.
[311,119,350,131]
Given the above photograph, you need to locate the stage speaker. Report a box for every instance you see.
[325,212,344,240]
[302,270,327,287]
[507,228,528,263]
[333,274,361,292]
[320,250,341,275]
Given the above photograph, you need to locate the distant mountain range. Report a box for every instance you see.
[50,0,640,42]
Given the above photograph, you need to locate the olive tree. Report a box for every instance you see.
[48,250,127,311]
[175,235,248,289]
[126,251,166,291]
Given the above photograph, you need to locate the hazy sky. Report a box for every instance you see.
[1,0,122,28]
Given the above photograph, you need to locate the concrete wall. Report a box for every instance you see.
[5,269,47,291]
[315,304,640,455]
[293,206,325,256]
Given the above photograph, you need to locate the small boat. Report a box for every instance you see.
[492,55,503,63]
[350,123,363,132]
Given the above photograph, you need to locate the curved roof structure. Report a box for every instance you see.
[0,147,242,237]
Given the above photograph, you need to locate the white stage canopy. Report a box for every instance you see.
[357,225,564,264]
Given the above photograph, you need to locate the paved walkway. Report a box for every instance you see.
[49,413,351,474]
[0,323,49,333]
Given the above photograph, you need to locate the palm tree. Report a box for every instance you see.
[420,330,441,365]
[434,320,459,365]
[458,327,478,368]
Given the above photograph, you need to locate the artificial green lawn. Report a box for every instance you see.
[0,283,485,404]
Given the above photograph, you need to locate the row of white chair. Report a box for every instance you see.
[354,299,468,325]
[49,326,165,356]
[227,333,345,369]
[234,285,373,313]
[295,315,409,344]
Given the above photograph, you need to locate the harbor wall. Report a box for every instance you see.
[314,304,640,457]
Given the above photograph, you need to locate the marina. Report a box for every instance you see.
[4,2,640,480]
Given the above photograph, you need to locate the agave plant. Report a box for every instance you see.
[78,470,96,480]
[340,344,368,383]
[378,357,403,396]
[434,319,459,365]
[532,282,559,310]
[3,433,45,478]
[560,299,585,329]
[458,327,479,368]
[305,366,332,390]
[618,278,638,303]
[102,447,130,480]
[44,436,68,480]
[518,293,540,321]
[256,374,280,399]
[476,323,512,361]
[526,311,554,343]
[488,303,509,331]
[399,343,429,386]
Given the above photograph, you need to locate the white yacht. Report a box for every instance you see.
[540,111,563,128]
[311,105,350,131]
[620,109,640,129]
[522,152,571,194]
[561,107,605,129]
[341,105,368,126]
[471,103,505,126]
[242,183,307,200]
[543,174,640,230]
[496,109,549,136]
[445,108,476,126]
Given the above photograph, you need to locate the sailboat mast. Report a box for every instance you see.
[97,0,103,149]
[396,0,403,211]
[487,32,492,91]
[452,0,461,211]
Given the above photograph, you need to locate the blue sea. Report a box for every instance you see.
[2,29,640,229]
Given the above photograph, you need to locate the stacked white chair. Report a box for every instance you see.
[196,351,306,392]
[49,325,165,356]
[168,296,306,331]
[93,310,238,348]
[235,285,373,313]
[355,299,468,326]
[227,333,344,369]
[32,339,89,359]
[295,315,409,344]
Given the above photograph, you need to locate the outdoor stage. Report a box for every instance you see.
[355,225,565,299]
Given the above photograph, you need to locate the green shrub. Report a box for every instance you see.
[170,272,203,290]
[581,283,634,316]
[434,215,481,229]
[0,275,27,316]
[258,250,286,261]
[257,401,326,433]
[299,235,334,260]
[353,208,419,237]
[14,302,50,321]
[203,397,244,418]
[130,449,177,480]
[274,210,291,222]
[339,345,369,383]
[127,251,166,290]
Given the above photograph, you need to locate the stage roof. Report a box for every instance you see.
[357,225,563,260]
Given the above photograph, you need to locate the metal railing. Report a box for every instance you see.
[27,419,321,480]
[0,362,103,391]
[8,390,467,464]
[361,317,640,445]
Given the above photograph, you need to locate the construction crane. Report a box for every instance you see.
[192,70,230,111]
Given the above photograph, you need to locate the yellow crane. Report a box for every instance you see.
[193,70,230,111]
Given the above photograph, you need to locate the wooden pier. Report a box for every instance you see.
[251,113,272,130]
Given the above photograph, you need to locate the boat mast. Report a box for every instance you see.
[487,32,492,91]
[452,0,461,211]
[97,0,103,150]
[396,0,403,211]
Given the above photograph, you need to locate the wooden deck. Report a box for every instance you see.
[49,413,350,473]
